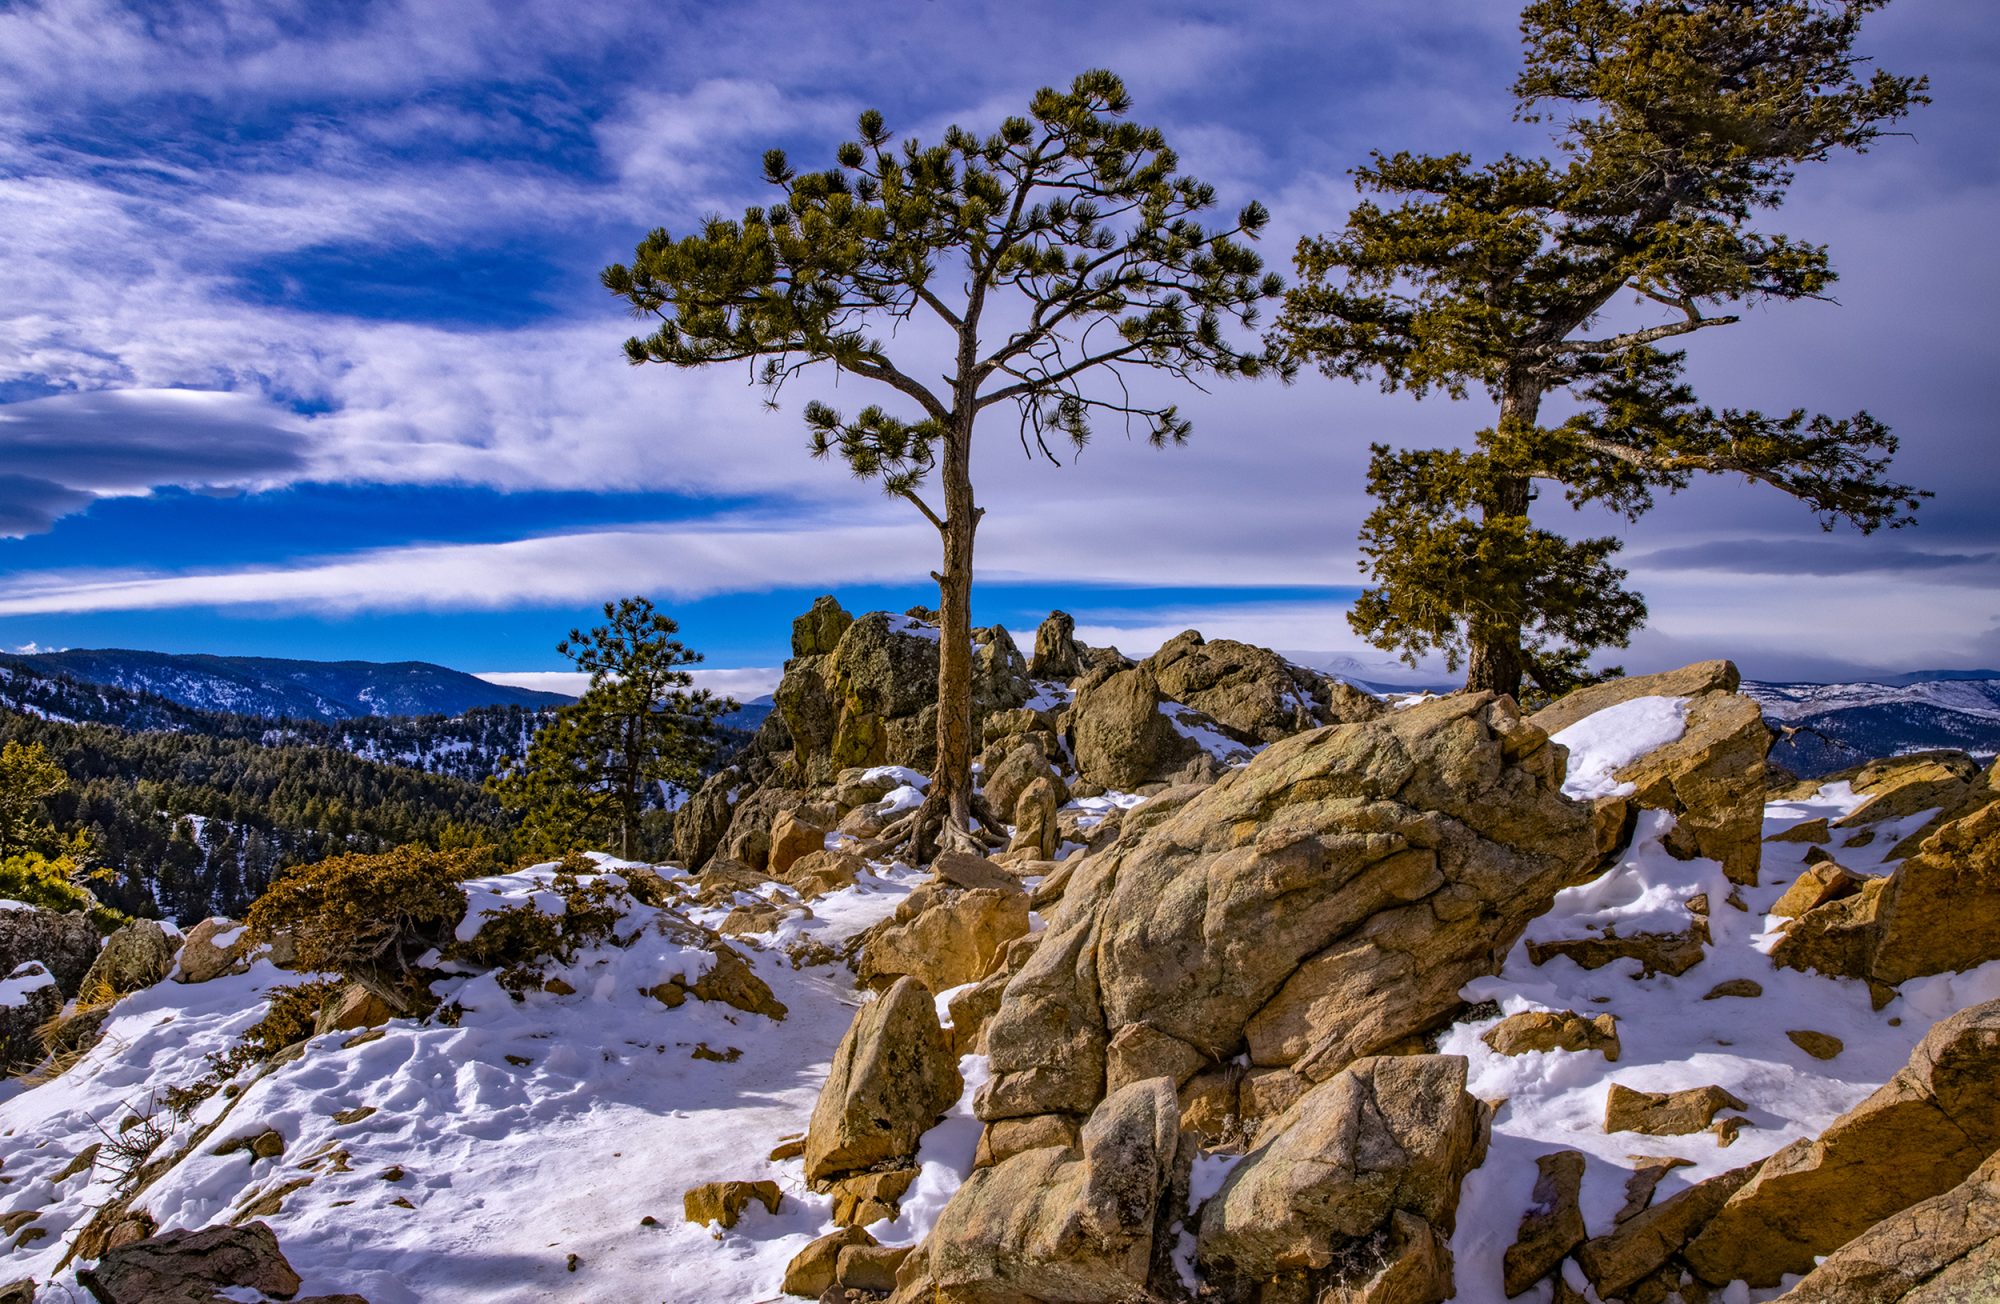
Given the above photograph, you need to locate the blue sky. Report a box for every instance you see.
[3,0,1997,693]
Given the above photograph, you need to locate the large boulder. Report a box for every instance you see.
[81,919,178,997]
[977,693,1598,1126]
[1532,662,1767,885]
[804,977,963,1186]
[1067,664,1202,791]
[793,593,855,658]
[1773,801,2000,986]
[674,766,743,869]
[1775,1146,2000,1303]
[856,882,1031,995]
[1195,1055,1488,1303]
[1682,997,2000,1288]
[0,904,99,998]
[1146,629,1378,744]
[903,1077,1182,1304]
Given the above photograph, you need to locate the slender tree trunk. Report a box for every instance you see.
[1463,378,1544,701]
[916,420,980,860]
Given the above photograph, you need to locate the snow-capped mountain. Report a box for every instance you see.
[1743,672,2000,776]
[12,649,574,721]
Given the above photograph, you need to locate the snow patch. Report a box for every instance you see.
[1551,695,1690,799]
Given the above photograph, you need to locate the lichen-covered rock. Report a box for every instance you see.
[1682,997,2000,1288]
[804,977,962,1186]
[905,1077,1181,1304]
[793,593,855,658]
[0,904,99,998]
[856,882,1030,996]
[1774,1146,2000,1303]
[1146,629,1378,744]
[80,919,177,997]
[977,693,1597,1124]
[1195,1054,1488,1302]
[175,917,255,984]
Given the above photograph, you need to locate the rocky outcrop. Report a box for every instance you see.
[1773,802,2000,986]
[1575,1163,1762,1303]
[1533,661,1767,885]
[805,977,963,1187]
[1195,1055,1489,1303]
[1146,629,1379,744]
[1029,610,1083,681]
[1821,750,1999,859]
[977,693,1597,1128]
[0,904,99,998]
[855,880,1030,995]
[1008,775,1063,860]
[1775,1146,2000,1303]
[674,766,743,869]
[899,1077,1182,1304]
[81,919,178,997]
[1682,997,2000,1287]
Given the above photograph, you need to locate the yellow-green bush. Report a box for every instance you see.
[0,851,125,932]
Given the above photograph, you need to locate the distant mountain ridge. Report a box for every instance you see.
[14,648,574,721]
[1743,671,2000,777]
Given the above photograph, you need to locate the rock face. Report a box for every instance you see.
[977,693,1598,1128]
[1773,802,2000,986]
[1529,660,1741,737]
[1195,1055,1489,1303]
[1682,997,2000,1287]
[1506,1150,1588,1297]
[80,919,178,997]
[1775,1146,2000,1303]
[1575,1163,1762,1302]
[905,1077,1182,1304]
[855,881,1030,995]
[1146,629,1377,744]
[805,978,963,1187]
[0,905,99,998]
[76,1221,307,1304]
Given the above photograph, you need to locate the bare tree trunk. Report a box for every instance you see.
[1463,378,1543,701]
[912,422,981,862]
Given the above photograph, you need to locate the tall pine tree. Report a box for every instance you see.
[603,70,1282,855]
[1276,0,1928,698]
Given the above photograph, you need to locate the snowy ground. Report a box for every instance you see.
[1441,723,2000,1302]
[0,854,987,1303]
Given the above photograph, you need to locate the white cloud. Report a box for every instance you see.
[477,666,781,700]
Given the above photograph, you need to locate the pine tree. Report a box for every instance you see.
[1275,0,1928,698]
[603,69,1283,854]
[0,738,68,858]
[489,598,729,860]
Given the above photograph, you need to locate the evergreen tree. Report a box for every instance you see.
[1275,0,1928,698]
[603,69,1283,854]
[489,598,729,860]
[0,738,68,858]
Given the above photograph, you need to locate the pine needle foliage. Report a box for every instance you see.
[1276,0,1929,697]
[603,69,1284,852]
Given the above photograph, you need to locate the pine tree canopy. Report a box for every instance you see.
[1275,0,1930,698]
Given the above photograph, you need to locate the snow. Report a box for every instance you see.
[884,613,941,642]
[0,963,55,1009]
[1161,701,1257,766]
[1064,790,1148,831]
[1021,680,1073,714]
[1441,775,1997,1302]
[0,858,930,1303]
[1551,695,1690,799]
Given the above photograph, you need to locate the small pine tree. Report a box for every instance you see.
[1275,0,1929,698]
[490,598,730,860]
